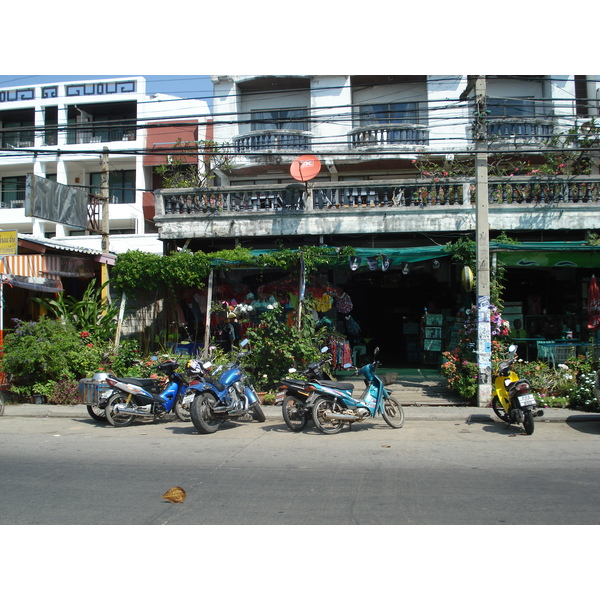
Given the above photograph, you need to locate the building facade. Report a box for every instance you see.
[0,76,210,254]
[153,75,600,363]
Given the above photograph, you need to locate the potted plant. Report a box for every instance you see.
[31,381,55,404]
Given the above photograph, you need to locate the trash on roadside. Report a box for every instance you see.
[162,486,187,503]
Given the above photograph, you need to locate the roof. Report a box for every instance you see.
[18,235,117,260]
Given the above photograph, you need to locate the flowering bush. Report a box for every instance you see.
[441,305,510,401]
[0,317,104,399]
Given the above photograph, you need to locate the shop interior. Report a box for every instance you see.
[173,252,600,372]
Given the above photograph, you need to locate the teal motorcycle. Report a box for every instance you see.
[306,347,405,434]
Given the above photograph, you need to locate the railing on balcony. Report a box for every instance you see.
[349,124,429,148]
[487,118,553,144]
[0,132,34,148]
[233,129,312,153]
[66,125,136,144]
[157,176,600,216]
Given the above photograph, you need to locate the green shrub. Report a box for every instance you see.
[242,304,324,391]
[0,317,105,397]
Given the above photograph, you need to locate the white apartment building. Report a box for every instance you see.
[0,76,210,254]
[208,75,599,185]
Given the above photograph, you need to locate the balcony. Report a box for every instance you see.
[154,176,600,242]
[66,125,136,145]
[486,118,554,146]
[233,130,312,154]
[0,133,34,149]
[349,124,429,149]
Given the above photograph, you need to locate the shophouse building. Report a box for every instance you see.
[153,75,600,363]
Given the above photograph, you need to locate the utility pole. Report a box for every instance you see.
[461,76,492,407]
[473,77,492,407]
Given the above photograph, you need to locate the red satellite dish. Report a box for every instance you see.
[290,155,321,182]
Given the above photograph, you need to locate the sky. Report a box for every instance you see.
[0,75,214,104]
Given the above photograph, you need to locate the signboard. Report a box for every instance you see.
[25,174,88,229]
[0,230,18,255]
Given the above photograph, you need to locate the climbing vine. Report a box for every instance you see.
[111,245,356,296]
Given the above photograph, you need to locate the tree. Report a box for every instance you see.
[154,139,232,188]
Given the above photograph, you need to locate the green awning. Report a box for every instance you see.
[491,242,600,268]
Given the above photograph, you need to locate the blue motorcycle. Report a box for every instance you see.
[188,340,266,434]
[104,360,194,427]
[306,347,405,434]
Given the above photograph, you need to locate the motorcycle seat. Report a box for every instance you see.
[204,378,226,392]
[319,381,354,391]
[280,378,309,386]
[118,377,159,391]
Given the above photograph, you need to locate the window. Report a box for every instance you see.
[575,75,589,117]
[90,170,136,204]
[487,98,536,118]
[360,102,419,125]
[1,175,26,208]
[251,108,308,131]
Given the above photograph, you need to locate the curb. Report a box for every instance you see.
[2,403,600,423]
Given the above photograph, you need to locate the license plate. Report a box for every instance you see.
[276,391,286,402]
[517,394,536,407]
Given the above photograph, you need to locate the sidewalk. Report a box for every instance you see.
[3,402,600,423]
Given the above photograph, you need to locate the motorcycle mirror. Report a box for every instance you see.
[343,362,353,369]
[240,339,249,348]
[288,368,297,374]
[508,344,517,353]
[320,346,329,353]
[373,347,380,357]
[203,361,212,369]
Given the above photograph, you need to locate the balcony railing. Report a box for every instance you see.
[233,129,312,153]
[349,124,429,148]
[156,176,600,216]
[487,118,553,144]
[66,125,136,145]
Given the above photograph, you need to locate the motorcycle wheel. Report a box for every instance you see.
[105,393,135,427]
[312,396,344,434]
[492,397,510,423]
[523,409,535,435]
[282,395,309,431]
[190,392,221,434]
[87,405,107,422]
[252,402,266,422]
[382,396,405,429]
[174,396,191,422]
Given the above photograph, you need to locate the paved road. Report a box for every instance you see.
[1,411,599,525]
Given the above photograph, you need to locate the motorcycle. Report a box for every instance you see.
[492,344,543,435]
[305,347,405,434]
[188,340,266,434]
[104,360,194,427]
[277,347,352,432]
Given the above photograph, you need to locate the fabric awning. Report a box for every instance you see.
[491,241,600,268]
[3,274,64,293]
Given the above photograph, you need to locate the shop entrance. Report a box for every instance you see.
[341,268,454,366]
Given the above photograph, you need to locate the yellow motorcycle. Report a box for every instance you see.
[492,344,543,435]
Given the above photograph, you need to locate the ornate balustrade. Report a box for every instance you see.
[487,118,553,145]
[349,124,429,148]
[156,176,600,217]
[233,130,312,153]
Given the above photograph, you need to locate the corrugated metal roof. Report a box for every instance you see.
[18,234,116,258]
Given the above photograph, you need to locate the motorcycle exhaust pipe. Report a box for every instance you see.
[535,409,544,417]
[113,405,152,416]
[324,411,358,422]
